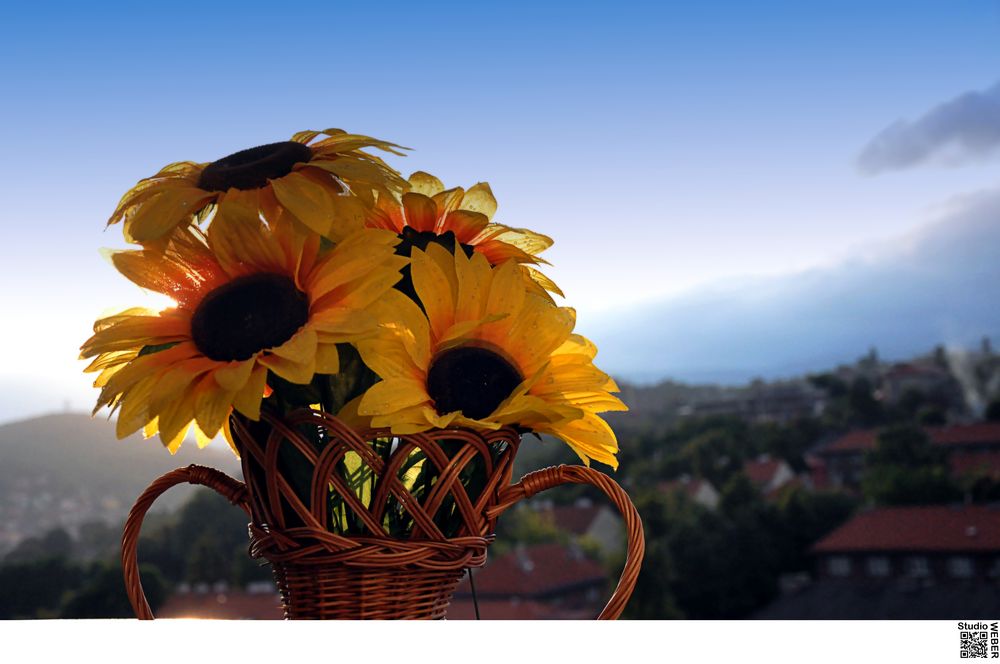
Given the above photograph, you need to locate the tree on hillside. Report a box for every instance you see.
[3,527,74,564]
[619,491,683,619]
[862,424,961,505]
[774,487,858,572]
[0,557,84,618]
[60,561,166,618]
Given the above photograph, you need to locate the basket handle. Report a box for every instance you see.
[486,464,645,620]
[121,464,250,620]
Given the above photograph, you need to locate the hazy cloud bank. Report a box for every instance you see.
[858,81,1000,174]
[590,187,1000,384]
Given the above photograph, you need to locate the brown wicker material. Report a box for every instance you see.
[121,411,644,620]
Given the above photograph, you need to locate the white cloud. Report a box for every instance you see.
[858,81,1000,174]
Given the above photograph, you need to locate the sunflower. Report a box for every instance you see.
[108,129,408,245]
[81,202,407,453]
[365,171,562,298]
[352,244,625,467]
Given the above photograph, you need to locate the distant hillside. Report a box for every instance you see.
[0,413,241,553]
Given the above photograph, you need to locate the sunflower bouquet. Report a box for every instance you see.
[86,129,639,619]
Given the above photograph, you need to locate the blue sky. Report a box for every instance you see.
[1,1,999,420]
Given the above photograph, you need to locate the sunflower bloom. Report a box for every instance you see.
[81,206,407,453]
[353,244,625,467]
[108,129,408,245]
[366,171,562,298]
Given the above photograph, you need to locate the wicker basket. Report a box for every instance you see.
[121,410,644,619]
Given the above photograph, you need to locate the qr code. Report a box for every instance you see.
[961,631,988,659]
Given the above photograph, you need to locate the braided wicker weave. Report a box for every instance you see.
[121,410,644,620]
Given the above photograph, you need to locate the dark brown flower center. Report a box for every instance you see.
[395,227,474,258]
[191,273,309,361]
[197,141,313,192]
[426,346,523,420]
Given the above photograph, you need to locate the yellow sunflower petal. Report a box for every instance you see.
[524,266,565,298]
[460,182,498,221]
[81,314,188,358]
[356,333,423,381]
[115,375,158,439]
[315,343,340,374]
[194,425,215,449]
[402,193,439,232]
[442,210,490,244]
[320,268,405,311]
[372,406,457,434]
[213,359,255,392]
[486,260,526,323]
[270,327,318,364]
[148,358,213,415]
[492,224,554,256]
[540,412,619,469]
[158,388,197,452]
[111,250,189,296]
[125,187,215,244]
[410,247,456,341]
[310,307,378,341]
[221,418,240,456]
[453,251,491,323]
[308,228,402,298]
[408,171,445,197]
[335,394,371,430]
[258,352,315,384]
[194,374,236,438]
[232,366,268,420]
[208,205,287,277]
[432,188,466,227]
[270,170,340,236]
[358,378,431,416]
[163,420,193,455]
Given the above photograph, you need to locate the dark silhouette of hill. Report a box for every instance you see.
[0,413,241,552]
[0,412,241,495]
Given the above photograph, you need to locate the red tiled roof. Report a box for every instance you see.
[950,451,1000,479]
[933,423,1000,445]
[454,543,606,597]
[744,457,784,485]
[812,505,1000,554]
[822,423,1000,455]
[158,591,283,619]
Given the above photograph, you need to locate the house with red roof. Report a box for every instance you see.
[534,499,625,557]
[451,542,608,619]
[742,454,800,498]
[755,504,1000,619]
[811,505,1000,582]
[659,475,720,510]
[815,422,1000,489]
[879,362,955,405]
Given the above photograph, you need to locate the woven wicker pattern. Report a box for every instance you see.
[232,411,519,562]
[230,410,519,619]
[121,412,645,620]
[274,565,463,619]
